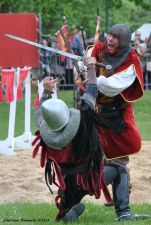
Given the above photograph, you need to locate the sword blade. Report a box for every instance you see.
[5,34,83,61]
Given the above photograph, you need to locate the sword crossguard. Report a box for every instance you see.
[95,62,112,71]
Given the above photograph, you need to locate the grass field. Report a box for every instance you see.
[0,202,151,225]
[134,90,151,140]
[0,89,151,140]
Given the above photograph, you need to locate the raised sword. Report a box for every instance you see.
[5,33,83,61]
[5,33,112,70]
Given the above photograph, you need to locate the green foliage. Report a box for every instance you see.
[0,0,150,37]
[109,0,151,31]
[110,0,122,8]
[130,0,151,10]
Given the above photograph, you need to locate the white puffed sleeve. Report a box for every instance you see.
[96,64,136,97]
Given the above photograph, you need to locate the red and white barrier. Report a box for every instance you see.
[15,67,35,150]
[0,68,17,156]
[0,67,33,156]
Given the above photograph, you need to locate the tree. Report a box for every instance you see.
[0,0,150,37]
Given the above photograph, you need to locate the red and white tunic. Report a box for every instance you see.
[92,42,144,159]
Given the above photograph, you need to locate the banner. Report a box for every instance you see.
[0,13,39,68]
[17,67,31,100]
[94,15,100,43]
[1,69,15,102]
[56,24,69,62]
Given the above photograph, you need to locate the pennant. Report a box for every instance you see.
[1,69,15,102]
[34,94,40,108]
[94,15,100,43]
[56,24,69,62]
[17,67,31,100]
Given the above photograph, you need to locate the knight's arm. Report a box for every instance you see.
[81,57,97,108]
[35,77,56,128]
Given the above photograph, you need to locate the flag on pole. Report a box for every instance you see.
[56,18,69,62]
[1,69,15,102]
[17,67,31,100]
[94,15,100,43]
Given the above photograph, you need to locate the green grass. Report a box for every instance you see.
[0,90,151,140]
[58,89,77,108]
[0,202,151,225]
[0,92,37,140]
[134,90,151,141]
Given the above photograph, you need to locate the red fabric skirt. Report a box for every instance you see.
[98,103,141,159]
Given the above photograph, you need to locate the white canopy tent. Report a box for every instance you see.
[131,23,151,41]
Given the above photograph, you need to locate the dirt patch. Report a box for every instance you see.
[0,141,151,204]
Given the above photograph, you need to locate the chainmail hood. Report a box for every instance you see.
[109,24,131,48]
[102,24,132,74]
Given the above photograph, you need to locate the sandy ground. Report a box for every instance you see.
[0,141,151,205]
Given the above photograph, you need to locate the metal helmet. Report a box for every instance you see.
[41,99,70,131]
[109,24,131,48]
[40,99,81,150]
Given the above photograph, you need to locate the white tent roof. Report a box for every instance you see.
[131,23,151,41]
